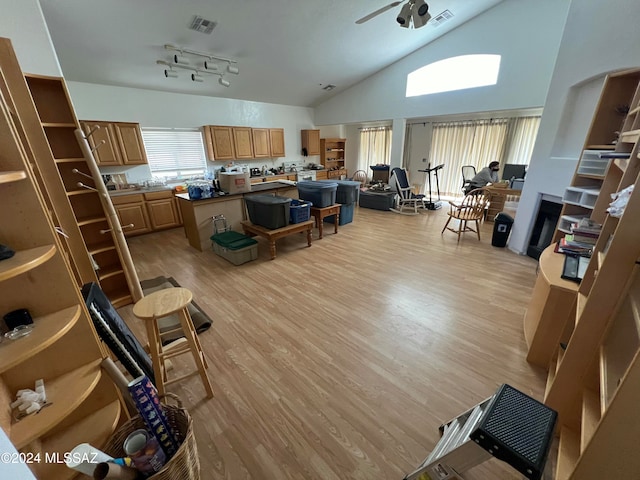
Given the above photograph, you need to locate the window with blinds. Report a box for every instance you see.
[141,128,207,178]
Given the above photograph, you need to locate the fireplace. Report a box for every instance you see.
[527,196,562,260]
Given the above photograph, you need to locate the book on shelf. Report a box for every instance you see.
[555,238,593,256]
[598,152,631,159]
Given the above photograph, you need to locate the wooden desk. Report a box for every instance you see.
[523,245,578,368]
[485,185,522,222]
[310,204,341,239]
[241,220,313,259]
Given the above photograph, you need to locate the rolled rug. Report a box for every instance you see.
[127,375,180,457]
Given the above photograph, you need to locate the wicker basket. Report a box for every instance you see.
[104,393,199,480]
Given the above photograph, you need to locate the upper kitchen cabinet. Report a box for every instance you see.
[232,127,254,159]
[113,122,148,165]
[204,125,235,161]
[252,128,271,158]
[301,129,320,156]
[79,121,148,166]
[269,128,285,157]
[80,121,121,166]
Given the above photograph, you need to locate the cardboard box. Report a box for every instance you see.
[219,172,251,194]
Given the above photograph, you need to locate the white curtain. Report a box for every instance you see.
[502,116,541,165]
[430,119,508,196]
[358,127,392,176]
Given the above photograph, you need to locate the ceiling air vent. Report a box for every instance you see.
[189,15,216,34]
[430,9,454,27]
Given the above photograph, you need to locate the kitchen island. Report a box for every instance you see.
[176,181,298,251]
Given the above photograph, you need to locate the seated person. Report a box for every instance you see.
[465,161,500,194]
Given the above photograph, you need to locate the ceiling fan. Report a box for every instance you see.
[356,0,431,29]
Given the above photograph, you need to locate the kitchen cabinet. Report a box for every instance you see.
[0,72,125,479]
[111,190,181,236]
[252,128,271,158]
[80,121,148,166]
[204,125,235,161]
[269,128,285,157]
[315,170,328,180]
[232,127,255,159]
[113,122,148,165]
[144,191,181,230]
[111,194,151,236]
[301,129,320,156]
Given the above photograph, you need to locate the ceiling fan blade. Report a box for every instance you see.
[355,1,403,24]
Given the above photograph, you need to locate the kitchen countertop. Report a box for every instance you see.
[175,180,297,202]
[108,186,175,197]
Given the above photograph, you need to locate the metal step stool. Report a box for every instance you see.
[404,384,557,480]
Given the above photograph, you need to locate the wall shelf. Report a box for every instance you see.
[10,359,102,449]
[0,305,81,374]
[0,245,56,282]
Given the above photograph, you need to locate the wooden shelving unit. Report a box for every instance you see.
[0,38,126,479]
[320,137,347,179]
[539,68,640,479]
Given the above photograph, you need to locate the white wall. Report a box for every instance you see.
[314,0,568,126]
[509,0,640,253]
[66,82,316,182]
[0,0,60,75]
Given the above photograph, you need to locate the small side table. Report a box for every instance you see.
[310,204,341,239]
[133,287,214,398]
[241,219,313,259]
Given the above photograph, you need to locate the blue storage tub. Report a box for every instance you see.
[319,180,360,204]
[297,181,337,208]
[290,199,312,224]
[324,202,355,226]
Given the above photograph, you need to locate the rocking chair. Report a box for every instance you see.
[390,167,425,215]
[441,188,492,241]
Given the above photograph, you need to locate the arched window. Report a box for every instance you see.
[406,54,501,97]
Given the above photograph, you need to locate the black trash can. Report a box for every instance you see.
[492,212,514,247]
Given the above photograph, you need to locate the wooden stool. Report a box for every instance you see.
[133,287,214,398]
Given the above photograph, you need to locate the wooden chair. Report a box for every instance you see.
[351,170,368,186]
[441,188,492,241]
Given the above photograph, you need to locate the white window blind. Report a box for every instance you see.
[141,128,207,178]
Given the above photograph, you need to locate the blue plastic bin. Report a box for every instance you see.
[318,180,360,204]
[290,199,312,224]
[297,181,337,208]
[324,202,355,226]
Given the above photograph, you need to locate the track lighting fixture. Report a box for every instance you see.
[159,44,239,87]
[173,54,189,65]
[203,60,218,71]
[396,1,430,29]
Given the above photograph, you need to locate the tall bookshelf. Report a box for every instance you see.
[542,68,640,479]
[0,37,135,308]
[0,78,124,479]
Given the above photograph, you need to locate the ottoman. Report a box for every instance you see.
[359,190,396,211]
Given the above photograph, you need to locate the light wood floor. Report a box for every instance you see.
[117,204,546,480]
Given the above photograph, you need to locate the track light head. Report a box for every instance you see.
[218,77,230,87]
[164,69,178,78]
[191,73,204,83]
[203,60,218,71]
[226,64,239,75]
[396,3,412,26]
[174,54,189,65]
[414,0,429,16]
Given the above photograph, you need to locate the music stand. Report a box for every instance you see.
[418,164,444,210]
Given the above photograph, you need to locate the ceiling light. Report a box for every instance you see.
[218,77,230,87]
[396,3,412,27]
[414,0,429,16]
[203,60,218,71]
[191,73,204,83]
[412,1,431,28]
[164,69,178,78]
[174,54,189,65]
[226,64,239,75]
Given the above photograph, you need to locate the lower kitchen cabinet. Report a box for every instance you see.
[111,190,181,237]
